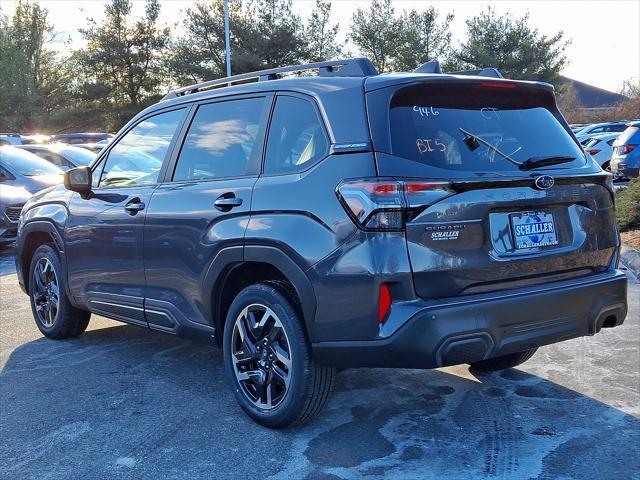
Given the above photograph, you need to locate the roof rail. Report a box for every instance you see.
[448,67,504,79]
[162,58,379,100]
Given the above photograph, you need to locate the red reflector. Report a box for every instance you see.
[480,81,516,89]
[378,283,392,324]
[587,149,601,155]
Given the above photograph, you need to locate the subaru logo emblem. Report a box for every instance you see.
[534,175,554,190]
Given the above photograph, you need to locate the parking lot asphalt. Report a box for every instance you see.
[1,245,639,480]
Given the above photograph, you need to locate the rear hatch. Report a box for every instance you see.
[366,77,618,298]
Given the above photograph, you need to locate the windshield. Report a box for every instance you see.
[60,146,96,165]
[387,82,586,173]
[0,146,63,176]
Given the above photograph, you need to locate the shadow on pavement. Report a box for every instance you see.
[1,324,638,479]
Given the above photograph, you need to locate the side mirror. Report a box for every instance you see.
[64,166,92,194]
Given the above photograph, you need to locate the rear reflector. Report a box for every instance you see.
[587,149,601,156]
[378,283,392,323]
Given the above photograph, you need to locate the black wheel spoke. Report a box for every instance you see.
[273,343,291,369]
[236,314,257,357]
[271,364,290,389]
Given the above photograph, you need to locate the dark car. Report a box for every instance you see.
[51,133,113,145]
[0,184,31,245]
[15,59,628,428]
[0,146,64,193]
[15,144,97,171]
[610,122,640,178]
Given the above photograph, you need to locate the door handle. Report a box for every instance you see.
[124,199,145,213]
[214,193,243,211]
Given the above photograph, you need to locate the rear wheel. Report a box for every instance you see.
[469,348,538,372]
[223,282,335,428]
[29,244,90,339]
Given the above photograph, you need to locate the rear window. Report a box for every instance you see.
[386,82,585,173]
[0,146,63,176]
[616,126,640,145]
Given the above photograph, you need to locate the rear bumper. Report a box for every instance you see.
[312,270,628,368]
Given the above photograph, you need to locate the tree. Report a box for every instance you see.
[393,7,454,71]
[456,7,569,85]
[305,0,342,62]
[168,0,308,84]
[350,0,401,73]
[248,0,308,68]
[166,0,255,84]
[557,85,588,124]
[0,1,71,132]
[75,0,170,127]
[614,77,640,120]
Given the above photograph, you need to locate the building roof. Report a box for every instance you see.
[559,76,627,108]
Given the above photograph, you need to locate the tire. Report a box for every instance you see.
[469,348,538,372]
[28,244,90,339]
[223,282,336,428]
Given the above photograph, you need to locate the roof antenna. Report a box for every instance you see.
[414,60,442,74]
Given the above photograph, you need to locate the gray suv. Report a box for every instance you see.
[15,59,628,428]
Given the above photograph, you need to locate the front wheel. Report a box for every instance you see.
[223,282,335,428]
[29,244,90,339]
[469,348,538,372]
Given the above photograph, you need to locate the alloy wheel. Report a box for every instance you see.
[32,258,60,327]
[231,303,292,410]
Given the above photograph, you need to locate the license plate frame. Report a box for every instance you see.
[510,211,559,249]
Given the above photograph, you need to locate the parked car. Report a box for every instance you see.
[583,132,620,171]
[15,59,627,428]
[0,184,31,246]
[71,140,110,154]
[51,133,113,145]
[16,144,97,171]
[0,146,64,193]
[610,122,640,178]
[569,123,588,133]
[20,134,53,144]
[0,133,23,146]
[575,121,635,145]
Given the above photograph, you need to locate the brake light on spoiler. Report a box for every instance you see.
[336,178,453,231]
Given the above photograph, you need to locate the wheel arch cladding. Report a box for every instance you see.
[19,221,65,294]
[210,246,317,346]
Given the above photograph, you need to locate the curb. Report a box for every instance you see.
[620,244,640,280]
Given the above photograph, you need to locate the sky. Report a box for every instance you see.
[2,0,639,93]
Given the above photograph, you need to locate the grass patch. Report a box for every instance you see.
[616,177,640,232]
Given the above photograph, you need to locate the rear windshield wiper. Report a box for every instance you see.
[459,128,523,167]
[518,156,575,170]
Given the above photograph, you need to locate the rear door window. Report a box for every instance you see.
[383,82,585,174]
[173,97,266,181]
[264,96,329,175]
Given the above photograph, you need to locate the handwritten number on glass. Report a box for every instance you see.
[417,139,446,154]
[413,106,440,117]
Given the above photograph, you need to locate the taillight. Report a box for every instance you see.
[587,149,601,156]
[480,81,516,89]
[336,177,452,230]
[616,144,637,155]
